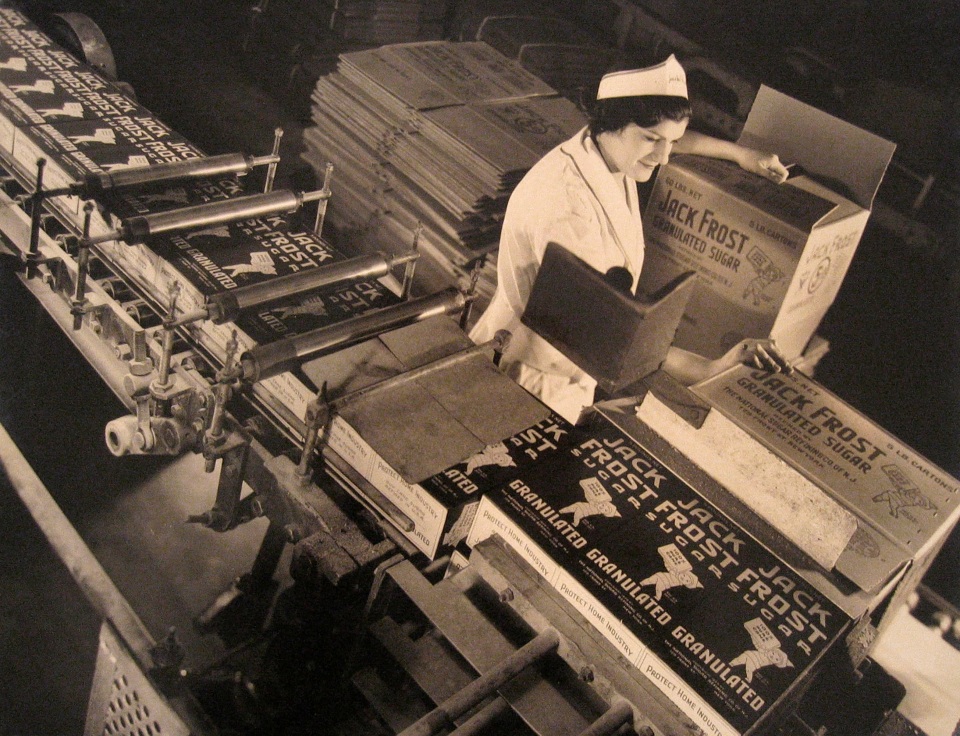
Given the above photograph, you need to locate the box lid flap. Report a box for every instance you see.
[675,155,839,231]
[738,86,896,210]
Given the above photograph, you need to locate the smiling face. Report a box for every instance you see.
[596,118,689,182]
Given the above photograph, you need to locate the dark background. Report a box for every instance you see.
[1,1,959,733]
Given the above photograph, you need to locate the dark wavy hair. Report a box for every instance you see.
[588,95,693,138]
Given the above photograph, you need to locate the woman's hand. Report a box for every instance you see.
[737,150,788,183]
[673,132,788,183]
[721,338,794,374]
[663,339,793,386]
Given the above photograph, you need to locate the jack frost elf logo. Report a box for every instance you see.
[464,441,517,474]
[40,101,84,119]
[731,618,794,682]
[874,463,937,519]
[184,225,231,241]
[0,56,28,71]
[68,126,116,145]
[442,502,478,549]
[224,252,277,277]
[742,247,784,306]
[641,543,703,600]
[103,155,150,171]
[560,477,621,526]
[274,295,329,319]
[11,79,55,94]
[138,188,191,207]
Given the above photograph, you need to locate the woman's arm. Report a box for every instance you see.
[662,339,793,386]
[673,130,788,183]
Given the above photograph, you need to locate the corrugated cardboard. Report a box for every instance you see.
[639,86,896,360]
[522,242,696,394]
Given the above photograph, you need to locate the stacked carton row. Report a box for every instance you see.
[264,0,448,47]
[466,407,853,736]
[0,5,398,431]
[300,40,587,302]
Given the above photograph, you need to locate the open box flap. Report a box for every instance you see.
[738,85,896,210]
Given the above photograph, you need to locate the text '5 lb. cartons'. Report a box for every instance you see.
[639,86,896,361]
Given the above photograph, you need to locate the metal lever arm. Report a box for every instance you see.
[174,249,420,327]
[43,129,285,197]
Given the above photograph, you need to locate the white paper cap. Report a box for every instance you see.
[597,55,688,100]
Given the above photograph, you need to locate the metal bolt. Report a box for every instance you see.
[579,666,595,683]
[498,588,514,603]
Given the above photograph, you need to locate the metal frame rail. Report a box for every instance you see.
[350,536,700,736]
[0,420,210,736]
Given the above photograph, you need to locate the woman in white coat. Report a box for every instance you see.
[470,55,790,423]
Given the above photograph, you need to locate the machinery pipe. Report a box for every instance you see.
[240,287,467,383]
[88,188,326,245]
[447,697,512,736]
[576,701,636,736]
[71,152,270,196]
[0,420,156,667]
[203,250,419,324]
[398,628,560,736]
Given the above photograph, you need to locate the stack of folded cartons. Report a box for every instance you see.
[301,40,587,304]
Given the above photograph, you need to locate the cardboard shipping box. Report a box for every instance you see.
[468,412,851,736]
[639,86,896,360]
[687,366,960,613]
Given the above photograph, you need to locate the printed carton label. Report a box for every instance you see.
[471,415,849,735]
[693,367,960,547]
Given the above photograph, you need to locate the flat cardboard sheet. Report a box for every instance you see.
[342,379,484,484]
[738,85,895,210]
[302,316,549,483]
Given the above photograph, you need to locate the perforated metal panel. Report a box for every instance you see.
[85,621,190,736]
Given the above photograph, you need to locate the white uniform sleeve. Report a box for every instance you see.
[496,176,607,319]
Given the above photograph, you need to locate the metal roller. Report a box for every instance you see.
[68,152,278,196]
[239,287,468,383]
[175,250,419,326]
[86,187,329,246]
[41,129,285,198]
[398,628,561,736]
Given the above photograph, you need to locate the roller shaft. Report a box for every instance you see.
[208,250,418,324]
[240,287,467,382]
[89,188,327,245]
[399,629,560,736]
[78,152,256,195]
